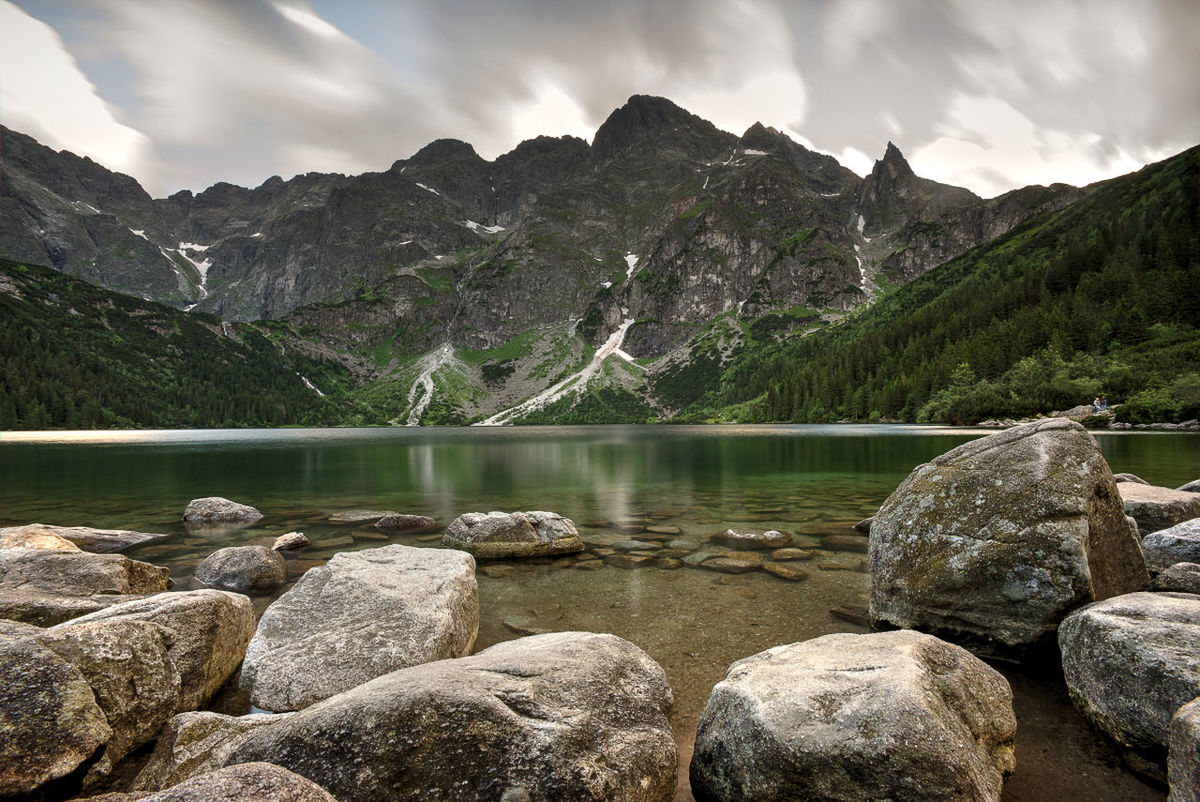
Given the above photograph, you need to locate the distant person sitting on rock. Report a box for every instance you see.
[1100,395,1108,412]
[1093,397,1102,414]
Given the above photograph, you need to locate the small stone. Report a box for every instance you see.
[645,525,681,535]
[656,558,683,570]
[605,554,655,569]
[769,548,814,562]
[819,561,850,571]
[183,497,263,525]
[829,606,871,627]
[480,564,517,579]
[667,538,700,552]
[763,562,809,582]
[715,529,792,550]
[820,534,870,553]
[573,560,604,571]
[614,539,661,551]
[374,514,437,532]
[328,510,397,524]
[701,558,760,575]
[853,516,874,534]
[272,532,310,551]
[682,551,713,568]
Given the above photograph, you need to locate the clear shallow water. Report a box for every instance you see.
[3,424,1194,800]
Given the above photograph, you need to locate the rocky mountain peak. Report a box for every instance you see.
[407,138,482,165]
[873,141,916,181]
[591,94,729,160]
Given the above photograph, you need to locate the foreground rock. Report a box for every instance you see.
[133,712,285,792]
[1170,698,1200,802]
[272,532,309,551]
[240,544,478,711]
[1142,519,1200,572]
[193,546,285,594]
[69,590,255,712]
[374,513,436,532]
[114,763,339,802]
[1152,563,1200,594]
[153,632,677,802]
[0,523,164,552]
[870,419,1147,653]
[1060,592,1200,750]
[690,630,1015,802]
[0,549,171,626]
[442,510,583,558]
[714,529,791,550]
[0,638,111,795]
[1119,484,1200,535]
[182,497,262,525]
[0,526,81,551]
[1178,480,1200,494]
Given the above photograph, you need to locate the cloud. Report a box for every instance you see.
[0,0,153,180]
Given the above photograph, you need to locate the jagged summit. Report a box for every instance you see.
[407,138,482,165]
[591,94,729,160]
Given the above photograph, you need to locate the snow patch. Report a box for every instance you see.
[464,220,505,234]
[399,240,413,246]
[129,228,148,241]
[478,319,637,426]
[601,281,612,289]
[855,214,872,242]
[161,243,214,300]
[250,232,263,238]
[435,255,445,260]
[702,175,709,190]
[743,149,768,156]
[415,182,440,196]
[297,374,325,397]
[406,343,459,426]
[624,253,639,280]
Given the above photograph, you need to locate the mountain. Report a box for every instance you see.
[0,97,1114,427]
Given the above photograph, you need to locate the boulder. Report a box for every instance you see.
[272,532,310,551]
[133,712,286,792]
[327,509,396,524]
[1120,484,1200,535]
[0,523,164,552]
[1059,592,1200,749]
[1142,519,1200,572]
[182,498,262,525]
[68,590,255,713]
[35,619,180,778]
[1170,697,1200,802]
[870,419,1147,653]
[160,632,676,802]
[192,546,285,594]
[0,526,81,551]
[442,510,583,558]
[701,557,760,574]
[713,529,791,550]
[1178,480,1200,494]
[1114,473,1149,484]
[1152,563,1200,594]
[374,514,436,532]
[0,591,147,628]
[240,544,478,712]
[690,630,1016,802]
[118,763,337,802]
[0,549,171,626]
[0,638,111,796]
[1053,404,1099,419]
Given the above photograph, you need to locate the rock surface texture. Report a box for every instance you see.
[240,544,478,711]
[0,523,164,552]
[193,546,285,594]
[870,419,1147,652]
[714,529,792,550]
[1142,519,1200,572]
[1152,563,1200,594]
[123,763,339,802]
[1059,592,1200,750]
[374,514,437,532]
[1119,484,1200,535]
[152,632,676,802]
[690,630,1016,802]
[442,510,584,558]
[67,590,255,712]
[1170,697,1200,802]
[182,498,263,525]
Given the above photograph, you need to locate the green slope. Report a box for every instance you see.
[687,146,1200,424]
[0,259,355,429]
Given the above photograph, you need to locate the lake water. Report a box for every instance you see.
[3,424,1195,800]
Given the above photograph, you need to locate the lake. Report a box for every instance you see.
[2,423,1194,800]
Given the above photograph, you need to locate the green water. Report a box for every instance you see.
[2,424,1195,800]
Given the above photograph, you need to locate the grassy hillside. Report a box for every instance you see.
[688,146,1200,425]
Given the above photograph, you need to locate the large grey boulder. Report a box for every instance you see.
[1120,484,1200,535]
[690,630,1016,802]
[1142,519,1200,572]
[0,523,164,552]
[1059,592,1200,750]
[240,544,478,712]
[870,419,1147,652]
[69,590,255,713]
[0,548,172,626]
[443,510,583,558]
[121,763,338,802]
[156,632,675,802]
[182,497,263,525]
[374,513,436,532]
[133,712,286,792]
[0,638,111,795]
[192,546,285,594]
[1170,697,1200,802]
[35,619,180,780]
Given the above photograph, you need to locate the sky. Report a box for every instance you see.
[2,0,1197,199]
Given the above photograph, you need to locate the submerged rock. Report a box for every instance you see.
[0,523,164,552]
[240,544,478,712]
[68,590,255,713]
[272,532,309,551]
[820,534,869,553]
[182,497,263,525]
[1119,484,1200,535]
[442,510,583,558]
[193,546,285,594]
[150,632,676,802]
[853,516,873,533]
[690,630,1015,802]
[1142,519,1200,572]
[714,529,791,550]
[327,509,396,524]
[373,513,437,532]
[870,419,1147,653]
[762,562,808,582]
[1059,592,1200,750]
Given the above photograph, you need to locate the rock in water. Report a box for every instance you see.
[442,510,583,558]
[1170,698,1200,802]
[327,509,396,524]
[193,546,286,594]
[374,514,437,532]
[0,526,81,551]
[870,419,1147,653]
[0,638,112,796]
[690,630,1015,802]
[272,531,310,551]
[204,632,674,802]
[0,523,164,552]
[1178,479,1200,494]
[1119,483,1200,535]
[1142,519,1200,572]
[182,497,263,525]
[1113,473,1149,484]
[240,544,478,711]
[1059,592,1200,750]
[67,590,255,713]
[714,529,792,550]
